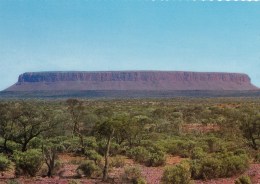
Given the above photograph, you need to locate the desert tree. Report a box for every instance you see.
[10,102,57,152]
[42,141,59,177]
[94,108,126,181]
[240,107,260,150]
[66,99,86,153]
[0,102,14,153]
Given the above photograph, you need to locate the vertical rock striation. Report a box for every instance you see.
[4,71,258,91]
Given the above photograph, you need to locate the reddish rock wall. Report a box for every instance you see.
[5,71,258,91]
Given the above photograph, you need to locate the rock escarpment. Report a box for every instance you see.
[4,71,258,91]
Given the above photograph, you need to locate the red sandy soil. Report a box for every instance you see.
[0,154,259,184]
[182,123,220,133]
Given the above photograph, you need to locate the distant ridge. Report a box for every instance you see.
[4,71,258,91]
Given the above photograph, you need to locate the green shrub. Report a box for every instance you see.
[84,149,102,165]
[255,153,260,163]
[206,137,219,153]
[221,154,249,177]
[161,162,191,184]
[234,149,247,156]
[28,137,43,149]
[166,140,195,158]
[110,155,125,168]
[128,146,166,167]
[200,157,221,179]
[122,166,146,184]
[190,160,203,179]
[191,147,206,160]
[13,149,43,177]
[6,141,21,152]
[0,154,11,172]
[6,179,21,184]
[84,137,98,149]
[190,153,249,180]
[134,177,147,184]
[68,180,80,184]
[76,160,101,178]
[235,175,252,184]
[128,146,150,163]
[146,151,166,167]
[98,140,120,156]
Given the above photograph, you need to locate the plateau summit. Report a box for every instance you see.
[4,71,258,91]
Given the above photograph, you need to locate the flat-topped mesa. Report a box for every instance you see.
[5,71,258,91]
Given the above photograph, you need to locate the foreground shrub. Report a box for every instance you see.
[76,160,101,178]
[122,166,146,184]
[128,146,150,163]
[6,179,21,184]
[255,153,260,163]
[166,140,195,158]
[13,149,43,177]
[0,154,11,172]
[161,162,191,184]
[200,157,221,179]
[191,147,206,160]
[128,146,166,167]
[235,175,252,184]
[190,153,249,180]
[84,149,102,165]
[221,154,249,177]
[146,150,166,167]
[110,155,125,168]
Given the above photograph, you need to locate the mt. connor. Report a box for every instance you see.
[4,71,258,91]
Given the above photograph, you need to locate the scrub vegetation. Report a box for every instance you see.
[0,98,259,183]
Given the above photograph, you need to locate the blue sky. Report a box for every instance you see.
[0,0,260,90]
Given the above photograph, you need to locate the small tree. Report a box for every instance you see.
[66,99,88,153]
[10,102,56,152]
[42,144,59,177]
[0,102,16,153]
[240,109,260,150]
[95,109,126,181]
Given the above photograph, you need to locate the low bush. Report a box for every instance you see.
[28,137,43,149]
[13,149,43,177]
[161,162,191,184]
[255,153,260,163]
[235,175,252,184]
[166,140,196,158]
[84,149,102,165]
[39,160,62,177]
[146,150,166,167]
[128,146,166,167]
[128,146,150,164]
[190,160,203,179]
[200,157,222,179]
[76,160,101,178]
[0,153,11,171]
[110,155,125,168]
[191,147,206,160]
[190,152,249,180]
[6,179,21,184]
[221,154,249,177]
[122,166,146,184]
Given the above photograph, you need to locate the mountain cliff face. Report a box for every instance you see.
[4,71,258,91]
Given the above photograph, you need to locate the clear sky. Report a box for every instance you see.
[0,0,260,90]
